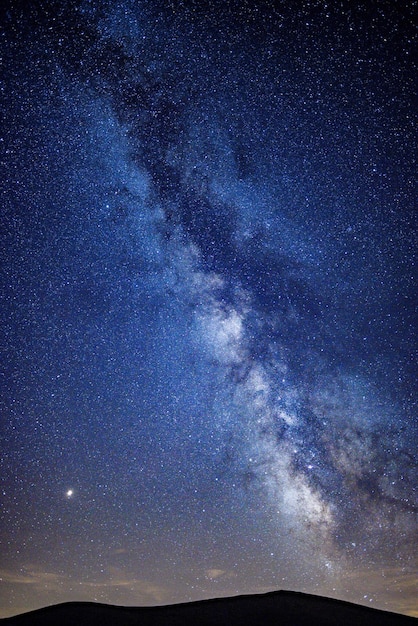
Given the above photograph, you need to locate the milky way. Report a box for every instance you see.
[1,0,417,618]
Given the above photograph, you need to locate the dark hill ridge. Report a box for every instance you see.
[1,590,416,626]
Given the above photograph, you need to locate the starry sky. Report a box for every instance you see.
[1,0,417,618]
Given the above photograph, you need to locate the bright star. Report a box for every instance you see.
[65,489,74,498]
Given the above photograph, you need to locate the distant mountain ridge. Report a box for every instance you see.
[2,590,416,625]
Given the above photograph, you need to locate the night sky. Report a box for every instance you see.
[1,0,417,618]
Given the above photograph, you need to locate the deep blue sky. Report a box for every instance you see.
[1,0,417,618]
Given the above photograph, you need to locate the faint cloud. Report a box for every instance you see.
[0,567,64,588]
[112,548,128,555]
[335,566,418,617]
[0,565,168,606]
[204,568,236,582]
[205,569,226,580]
[80,568,168,604]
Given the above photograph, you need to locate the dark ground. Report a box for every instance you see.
[1,590,416,625]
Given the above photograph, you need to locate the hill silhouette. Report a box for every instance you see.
[1,590,416,625]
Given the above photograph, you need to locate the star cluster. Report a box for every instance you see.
[1,0,417,618]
